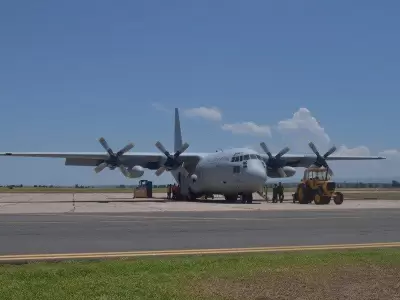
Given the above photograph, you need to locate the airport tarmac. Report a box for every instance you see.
[0,192,400,261]
[0,209,400,257]
[1,192,400,214]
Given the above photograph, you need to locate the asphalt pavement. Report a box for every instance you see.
[0,209,400,256]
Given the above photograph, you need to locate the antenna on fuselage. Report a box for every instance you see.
[174,108,183,152]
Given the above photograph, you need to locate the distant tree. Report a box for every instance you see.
[392,180,400,187]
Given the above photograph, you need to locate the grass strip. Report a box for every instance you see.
[1,248,400,299]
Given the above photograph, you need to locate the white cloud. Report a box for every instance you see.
[277,108,330,144]
[379,149,400,157]
[335,145,371,156]
[151,102,170,113]
[183,106,222,121]
[217,106,399,179]
[221,122,272,137]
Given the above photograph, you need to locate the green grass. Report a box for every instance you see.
[0,187,168,194]
[1,248,400,300]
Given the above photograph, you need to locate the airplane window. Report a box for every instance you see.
[250,154,257,159]
[234,157,239,162]
[239,156,243,161]
[243,154,250,160]
[256,155,261,160]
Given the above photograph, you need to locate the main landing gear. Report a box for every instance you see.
[224,193,253,204]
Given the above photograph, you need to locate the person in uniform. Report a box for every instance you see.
[278,182,284,203]
[167,184,172,199]
[272,184,278,203]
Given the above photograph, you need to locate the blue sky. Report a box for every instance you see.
[1,1,400,185]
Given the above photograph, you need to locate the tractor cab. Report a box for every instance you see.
[303,167,331,183]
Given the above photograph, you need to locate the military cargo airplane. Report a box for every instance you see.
[0,108,385,203]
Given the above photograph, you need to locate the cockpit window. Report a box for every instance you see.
[233,153,262,162]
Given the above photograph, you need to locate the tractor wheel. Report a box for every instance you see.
[321,196,331,205]
[334,192,344,205]
[298,186,309,204]
[314,194,323,205]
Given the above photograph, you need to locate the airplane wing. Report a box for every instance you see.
[281,154,386,168]
[259,142,386,169]
[0,152,204,171]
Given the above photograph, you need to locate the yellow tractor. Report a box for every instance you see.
[292,167,343,205]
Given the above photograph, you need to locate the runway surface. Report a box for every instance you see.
[2,192,400,213]
[1,208,400,259]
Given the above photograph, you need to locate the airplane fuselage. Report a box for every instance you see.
[171,147,268,197]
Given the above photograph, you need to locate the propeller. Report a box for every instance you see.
[94,137,134,174]
[308,142,337,175]
[154,141,190,177]
[260,142,290,177]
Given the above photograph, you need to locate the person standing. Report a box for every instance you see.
[278,182,284,203]
[167,184,172,199]
[272,184,278,203]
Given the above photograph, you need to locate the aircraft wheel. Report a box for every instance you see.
[224,194,237,203]
[246,193,253,204]
[334,192,344,205]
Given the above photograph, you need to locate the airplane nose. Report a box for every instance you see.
[245,161,267,185]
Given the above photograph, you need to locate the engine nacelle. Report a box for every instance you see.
[123,165,144,178]
[267,166,296,178]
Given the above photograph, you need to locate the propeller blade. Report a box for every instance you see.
[117,143,134,156]
[155,166,166,176]
[260,142,273,159]
[94,162,108,173]
[99,137,114,156]
[179,162,189,177]
[324,145,337,158]
[155,141,169,155]
[308,141,336,175]
[276,146,290,158]
[176,142,189,155]
[155,140,189,175]
[119,165,130,177]
[308,142,320,156]
[277,167,287,178]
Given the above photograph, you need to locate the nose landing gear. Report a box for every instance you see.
[240,193,253,204]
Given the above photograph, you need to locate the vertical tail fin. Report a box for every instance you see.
[174,108,183,152]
